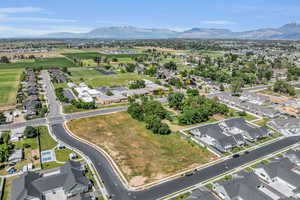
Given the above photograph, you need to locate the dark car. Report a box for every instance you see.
[184,172,194,176]
[232,154,240,158]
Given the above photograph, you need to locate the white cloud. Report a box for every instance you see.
[0,7,43,14]
[202,20,236,25]
[0,7,76,24]
[0,16,76,23]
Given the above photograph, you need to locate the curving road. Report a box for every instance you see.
[51,123,300,200]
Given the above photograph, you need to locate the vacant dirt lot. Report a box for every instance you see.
[67,112,217,186]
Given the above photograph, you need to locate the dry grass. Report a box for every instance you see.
[67,112,216,186]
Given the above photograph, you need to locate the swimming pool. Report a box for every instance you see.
[41,150,55,163]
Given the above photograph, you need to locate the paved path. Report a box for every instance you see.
[41,70,61,118]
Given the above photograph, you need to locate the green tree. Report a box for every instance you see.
[0,56,9,63]
[220,84,225,91]
[231,79,243,96]
[0,131,10,144]
[168,92,185,110]
[0,144,9,162]
[128,103,144,121]
[0,113,6,124]
[186,88,199,97]
[273,80,295,96]
[164,61,177,70]
[24,126,38,138]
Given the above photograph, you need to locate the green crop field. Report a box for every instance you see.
[0,57,77,70]
[0,57,76,108]
[98,53,147,58]
[62,52,103,60]
[69,67,150,87]
[0,68,23,108]
[63,52,147,60]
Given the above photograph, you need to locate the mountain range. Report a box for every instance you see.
[42,22,300,40]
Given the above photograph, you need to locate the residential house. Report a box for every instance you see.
[213,171,273,200]
[190,123,245,152]
[8,149,23,164]
[254,158,300,198]
[62,88,76,103]
[220,118,271,142]
[23,95,41,116]
[285,150,300,165]
[269,118,300,136]
[11,161,91,200]
[184,188,217,200]
[10,127,25,142]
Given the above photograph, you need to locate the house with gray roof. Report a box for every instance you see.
[213,171,273,200]
[62,88,76,103]
[254,158,300,198]
[220,118,271,142]
[285,149,300,165]
[11,161,91,200]
[211,93,280,118]
[184,188,217,200]
[190,117,271,152]
[190,123,245,152]
[8,149,23,164]
[269,118,300,136]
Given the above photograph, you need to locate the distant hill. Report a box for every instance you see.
[41,22,300,40]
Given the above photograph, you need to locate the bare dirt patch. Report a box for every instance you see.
[67,112,217,186]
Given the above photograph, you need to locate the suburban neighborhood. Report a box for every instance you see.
[1,1,300,200]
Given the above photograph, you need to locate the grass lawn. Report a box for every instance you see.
[42,161,63,170]
[85,166,98,189]
[63,102,128,114]
[53,82,68,89]
[2,176,19,200]
[38,126,57,151]
[67,112,217,186]
[63,104,88,114]
[253,119,269,127]
[55,148,81,162]
[69,67,151,87]
[228,108,257,121]
[0,68,23,108]
[174,192,192,200]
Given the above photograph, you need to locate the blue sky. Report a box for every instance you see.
[1,0,300,37]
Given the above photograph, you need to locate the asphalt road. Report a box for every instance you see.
[65,107,128,121]
[51,123,300,200]
[0,118,47,131]
[41,70,61,118]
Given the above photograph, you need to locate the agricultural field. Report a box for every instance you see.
[0,57,76,109]
[0,68,23,109]
[62,52,103,60]
[0,57,77,69]
[67,112,217,186]
[69,67,151,87]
